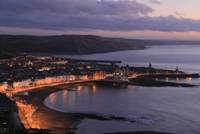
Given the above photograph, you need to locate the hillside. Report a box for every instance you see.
[1,35,200,59]
[0,35,145,55]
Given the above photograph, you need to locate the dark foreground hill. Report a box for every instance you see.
[0,35,146,56]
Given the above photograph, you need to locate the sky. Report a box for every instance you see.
[1,0,200,40]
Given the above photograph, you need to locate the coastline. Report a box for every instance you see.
[15,74,198,133]
[15,79,196,134]
[1,40,200,134]
[16,82,138,133]
[15,83,86,134]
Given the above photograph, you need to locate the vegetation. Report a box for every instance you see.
[0,51,17,59]
[1,34,200,59]
[0,35,145,55]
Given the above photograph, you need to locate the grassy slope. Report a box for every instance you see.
[0,35,145,55]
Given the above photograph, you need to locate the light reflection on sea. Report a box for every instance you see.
[47,45,200,134]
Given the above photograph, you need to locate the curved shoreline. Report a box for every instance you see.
[16,83,91,134]
[17,82,139,133]
[15,82,181,134]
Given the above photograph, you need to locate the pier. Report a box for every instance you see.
[97,71,200,87]
[11,68,199,134]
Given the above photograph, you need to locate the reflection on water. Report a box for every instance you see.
[187,77,193,81]
[62,90,68,101]
[47,45,200,134]
[92,84,97,93]
[44,82,200,134]
[49,93,57,105]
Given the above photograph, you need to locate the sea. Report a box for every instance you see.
[44,44,200,134]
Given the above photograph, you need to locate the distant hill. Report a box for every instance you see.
[0,35,200,58]
[0,35,145,56]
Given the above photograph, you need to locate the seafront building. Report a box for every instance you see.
[0,55,110,93]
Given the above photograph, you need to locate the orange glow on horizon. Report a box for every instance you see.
[122,31,200,40]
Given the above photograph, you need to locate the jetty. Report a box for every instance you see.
[96,69,200,87]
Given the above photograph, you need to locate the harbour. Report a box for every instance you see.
[1,45,200,134]
[2,1,200,133]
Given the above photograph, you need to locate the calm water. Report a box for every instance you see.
[58,45,200,73]
[46,45,200,134]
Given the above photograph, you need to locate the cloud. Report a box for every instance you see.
[1,12,200,32]
[0,0,153,16]
[1,0,200,33]
[148,0,161,4]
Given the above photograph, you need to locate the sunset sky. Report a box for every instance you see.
[1,0,200,40]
